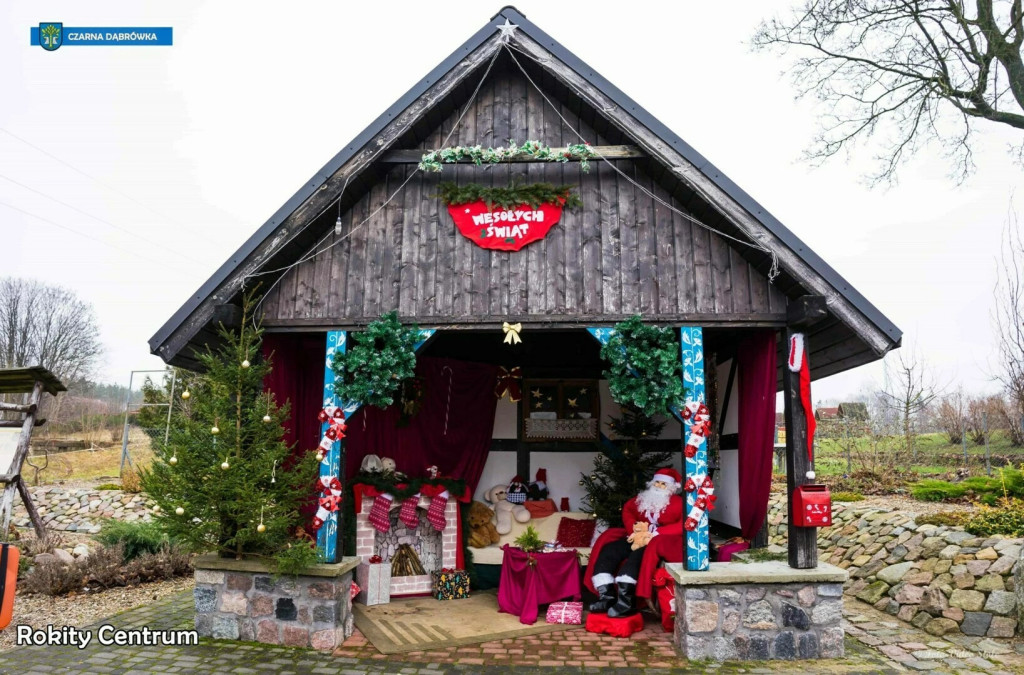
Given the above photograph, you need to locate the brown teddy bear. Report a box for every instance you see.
[627,522,654,551]
[467,501,501,548]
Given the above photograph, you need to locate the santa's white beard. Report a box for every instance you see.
[636,484,672,521]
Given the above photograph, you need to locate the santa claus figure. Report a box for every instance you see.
[588,467,684,618]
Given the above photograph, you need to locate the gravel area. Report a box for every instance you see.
[855,493,980,516]
[0,576,194,652]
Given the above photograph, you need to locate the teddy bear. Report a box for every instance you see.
[466,501,501,548]
[484,484,531,535]
[627,521,654,551]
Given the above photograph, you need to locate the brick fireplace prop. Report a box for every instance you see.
[355,496,459,596]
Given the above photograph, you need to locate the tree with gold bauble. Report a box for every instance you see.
[140,291,319,573]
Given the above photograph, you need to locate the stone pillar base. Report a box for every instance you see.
[193,553,360,651]
[669,561,849,661]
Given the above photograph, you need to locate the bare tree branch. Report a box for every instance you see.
[754,0,1024,183]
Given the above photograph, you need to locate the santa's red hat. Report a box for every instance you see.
[651,468,682,486]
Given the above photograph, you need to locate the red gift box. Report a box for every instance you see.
[545,601,583,625]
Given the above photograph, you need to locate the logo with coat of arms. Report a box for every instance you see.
[39,23,62,51]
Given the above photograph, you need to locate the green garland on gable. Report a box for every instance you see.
[601,316,687,417]
[331,312,420,409]
[419,140,597,172]
[437,182,582,210]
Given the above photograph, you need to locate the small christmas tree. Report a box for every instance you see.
[580,408,671,527]
[141,293,319,573]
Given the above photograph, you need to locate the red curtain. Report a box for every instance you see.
[737,330,778,541]
[262,335,498,498]
[344,357,498,495]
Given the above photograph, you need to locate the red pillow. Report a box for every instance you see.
[556,517,597,548]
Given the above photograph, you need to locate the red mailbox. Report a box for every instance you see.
[792,484,832,527]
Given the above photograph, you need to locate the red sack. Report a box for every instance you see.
[652,568,675,633]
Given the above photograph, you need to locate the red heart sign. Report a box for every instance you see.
[447,200,565,251]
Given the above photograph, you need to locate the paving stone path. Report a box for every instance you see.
[4,588,1020,674]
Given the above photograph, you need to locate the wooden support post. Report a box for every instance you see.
[16,477,45,538]
[784,295,827,570]
[0,380,43,538]
[680,327,709,571]
[0,401,35,414]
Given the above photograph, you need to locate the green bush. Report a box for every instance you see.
[94,483,122,491]
[910,468,1024,504]
[915,511,971,528]
[831,491,864,502]
[94,520,171,562]
[965,499,1024,537]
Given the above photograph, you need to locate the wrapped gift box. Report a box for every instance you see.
[545,601,583,625]
[355,562,391,606]
[430,568,469,600]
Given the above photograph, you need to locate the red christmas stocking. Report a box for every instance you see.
[426,490,449,531]
[399,494,420,529]
[368,493,393,533]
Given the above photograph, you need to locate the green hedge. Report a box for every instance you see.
[910,469,1023,505]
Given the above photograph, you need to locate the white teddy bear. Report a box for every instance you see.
[485,484,531,535]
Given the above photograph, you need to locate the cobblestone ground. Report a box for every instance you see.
[0,591,1020,674]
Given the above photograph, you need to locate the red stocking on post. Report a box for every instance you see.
[426,491,449,531]
[368,493,393,533]
[399,494,420,529]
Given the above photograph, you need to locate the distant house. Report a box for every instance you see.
[838,402,869,421]
[815,407,840,421]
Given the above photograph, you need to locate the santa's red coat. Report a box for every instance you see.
[584,494,685,599]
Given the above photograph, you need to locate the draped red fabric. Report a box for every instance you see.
[343,356,498,496]
[261,333,324,461]
[737,330,778,541]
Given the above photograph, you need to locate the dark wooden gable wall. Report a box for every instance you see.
[260,66,787,327]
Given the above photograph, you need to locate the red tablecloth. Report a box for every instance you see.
[497,546,581,625]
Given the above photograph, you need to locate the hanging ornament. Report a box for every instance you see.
[175,506,184,516]
[221,459,230,470]
[494,366,522,401]
[169,455,178,466]
[257,506,266,533]
[181,389,190,400]
[316,450,324,461]
[578,480,584,486]
[262,394,272,423]
[211,422,220,435]
[271,460,277,484]
[241,359,250,369]
[502,321,523,344]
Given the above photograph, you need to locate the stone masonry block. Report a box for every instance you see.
[194,569,225,585]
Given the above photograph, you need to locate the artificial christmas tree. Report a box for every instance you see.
[141,293,320,573]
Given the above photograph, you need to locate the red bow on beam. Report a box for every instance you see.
[495,366,523,402]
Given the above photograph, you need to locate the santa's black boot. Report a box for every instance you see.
[589,584,616,613]
[607,581,637,618]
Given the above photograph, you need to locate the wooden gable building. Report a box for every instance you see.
[150,7,901,568]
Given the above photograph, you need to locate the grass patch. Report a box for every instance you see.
[909,468,1024,505]
[23,445,154,485]
[831,491,864,502]
[94,483,122,491]
[915,511,971,528]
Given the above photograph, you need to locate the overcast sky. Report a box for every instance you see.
[2,1,1020,401]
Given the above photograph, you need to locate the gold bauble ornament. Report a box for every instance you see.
[221,461,230,470]
[316,451,324,461]
[169,456,178,465]
[152,505,161,513]
[257,523,266,533]
[262,414,272,423]
[181,390,190,400]
[211,425,220,435]
[175,507,184,516]
[242,359,250,369]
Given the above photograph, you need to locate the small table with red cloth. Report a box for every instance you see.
[497,545,581,625]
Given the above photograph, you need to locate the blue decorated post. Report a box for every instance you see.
[679,327,709,571]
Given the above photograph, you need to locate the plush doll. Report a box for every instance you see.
[527,468,549,500]
[627,522,654,551]
[379,456,406,480]
[360,454,383,473]
[466,501,501,548]
[485,484,531,535]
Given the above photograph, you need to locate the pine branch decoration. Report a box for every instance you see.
[437,182,582,210]
[331,311,420,409]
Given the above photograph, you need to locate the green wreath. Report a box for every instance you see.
[601,316,686,417]
[332,312,420,409]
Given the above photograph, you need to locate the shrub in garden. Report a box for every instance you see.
[915,511,971,528]
[94,520,171,562]
[831,491,864,502]
[910,468,1023,504]
[966,498,1024,537]
[95,483,121,491]
[22,543,193,596]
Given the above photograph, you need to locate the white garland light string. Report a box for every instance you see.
[248,44,505,325]
[502,42,780,283]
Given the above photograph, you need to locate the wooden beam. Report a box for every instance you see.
[16,477,45,538]
[786,295,828,328]
[783,327,817,568]
[380,144,644,163]
[0,401,34,414]
[0,418,44,428]
[262,313,787,330]
[0,380,42,537]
